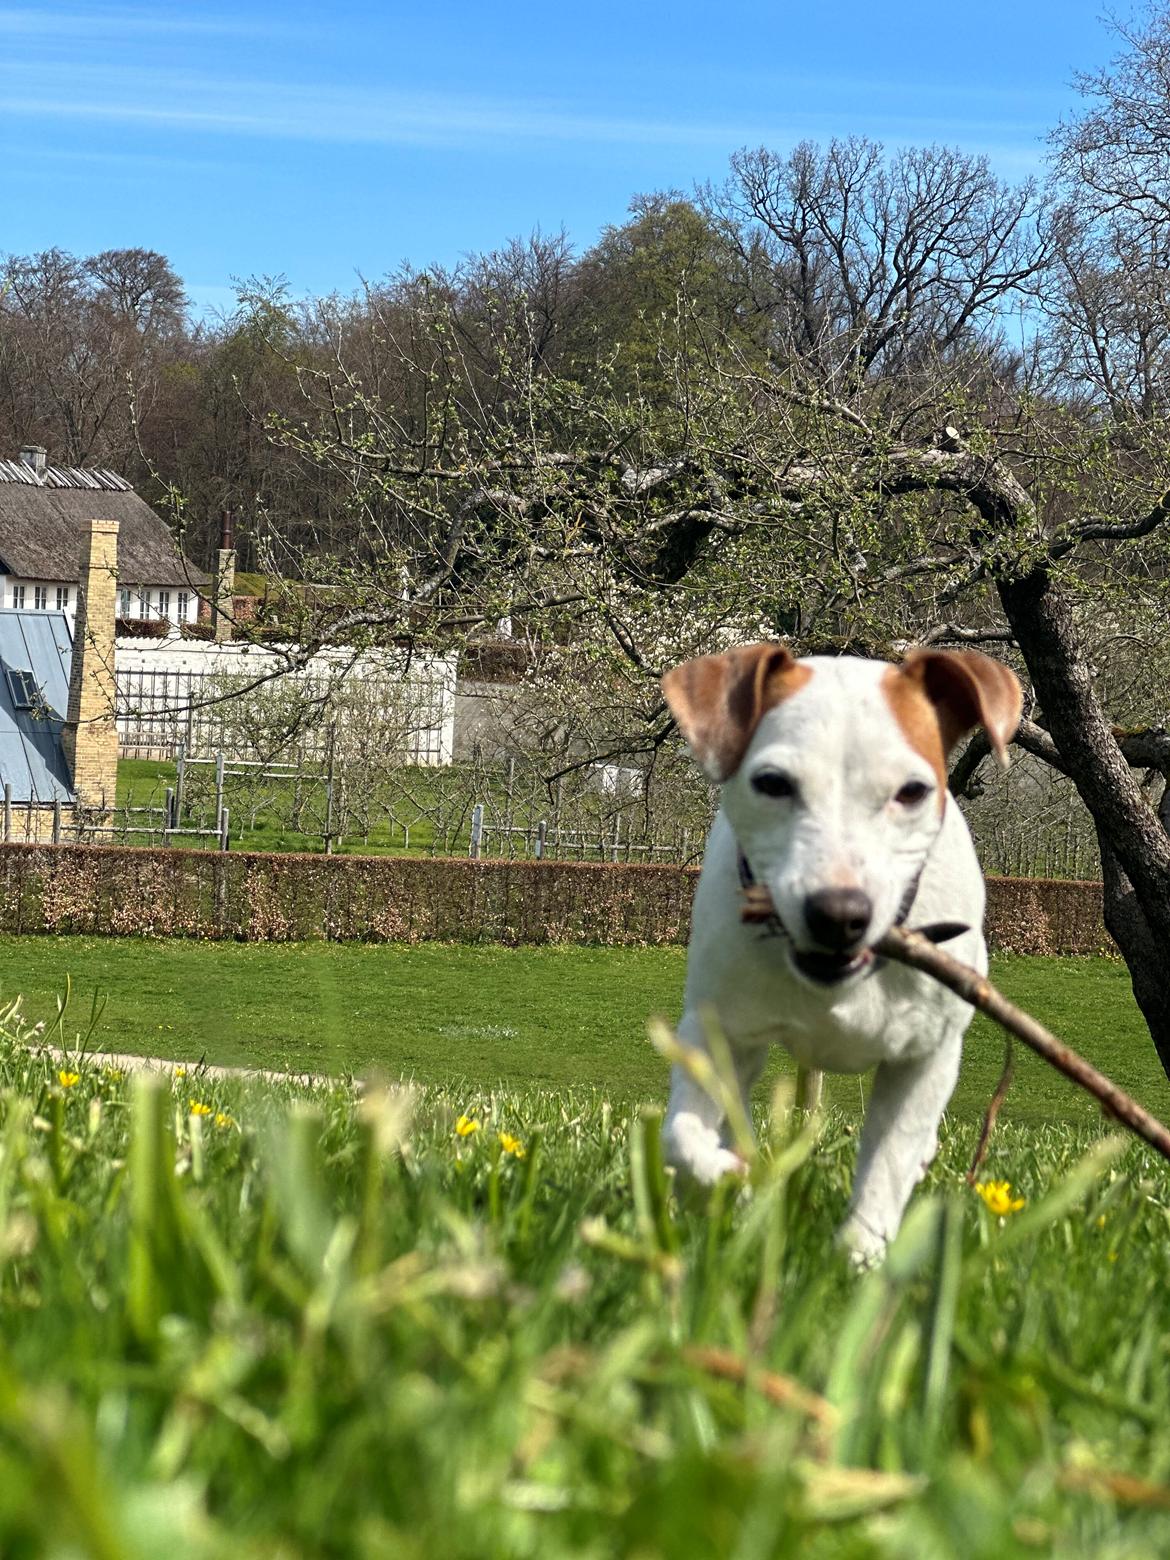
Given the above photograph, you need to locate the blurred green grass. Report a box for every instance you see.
[0,1014,1166,1556]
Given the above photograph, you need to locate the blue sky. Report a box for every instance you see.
[0,1,1123,318]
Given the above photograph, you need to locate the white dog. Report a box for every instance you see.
[661,643,1022,1263]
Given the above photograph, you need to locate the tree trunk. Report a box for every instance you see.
[998,566,1170,1078]
[1099,841,1170,1079]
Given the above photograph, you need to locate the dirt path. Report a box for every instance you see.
[43,1046,338,1088]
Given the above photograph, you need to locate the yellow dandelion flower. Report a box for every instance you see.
[455,1115,480,1137]
[214,1112,234,1129]
[498,1131,526,1159]
[174,1067,187,1079]
[189,1100,213,1117]
[103,1067,124,1083]
[57,1070,80,1089]
[975,1180,1025,1216]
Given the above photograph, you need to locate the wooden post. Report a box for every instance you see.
[535,819,547,860]
[175,742,186,821]
[469,803,484,860]
[504,755,516,846]
[323,722,336,855]
[3,783,10,843]
[214,750,225,828]
[164,786,175,842]
[219,805,230,852]
[52,798,61,845]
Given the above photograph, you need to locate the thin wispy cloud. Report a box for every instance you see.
[2,0,1083,300]
[14,143,245,174]
[0,4,315,41]
[0,59,1045,160]
[0,2,1053,170]
[706,61,1067,113]
[0,61,827,150]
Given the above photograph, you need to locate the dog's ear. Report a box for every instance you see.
[662,642,808,781]
[899,648,1023,763]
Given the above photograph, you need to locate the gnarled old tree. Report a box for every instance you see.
[253,101,1170,1074]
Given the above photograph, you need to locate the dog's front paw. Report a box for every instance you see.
[663,1115,747,1187]
[690,1145,749,1185]
[836,1214,887,1269]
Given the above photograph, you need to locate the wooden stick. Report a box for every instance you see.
[966,1037,1013,1183]
[737,889,1170,1164]
[680,1344,838,1426]
[874,925,1170,1164]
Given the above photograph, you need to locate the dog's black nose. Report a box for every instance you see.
[804,888,873,952]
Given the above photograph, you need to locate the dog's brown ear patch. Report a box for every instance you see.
[881,669,950,795]
[663,643,811,781]
[892,649,1023,768]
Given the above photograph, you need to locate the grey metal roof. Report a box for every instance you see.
[0,460,208,588]
[0,611,74,804]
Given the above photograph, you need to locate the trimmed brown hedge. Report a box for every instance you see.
[0,843,1114,954]
[983,875,1115,956]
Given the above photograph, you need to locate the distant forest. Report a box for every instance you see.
[0,133,1098,580]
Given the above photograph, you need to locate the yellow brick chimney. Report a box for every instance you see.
[62,519,120,813]
[214,507,236,642]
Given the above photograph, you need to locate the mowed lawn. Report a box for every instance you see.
[3,933,1167,1125]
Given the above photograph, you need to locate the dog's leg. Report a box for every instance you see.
[795,1066,824,1113]
[663,1065,744,1184]
[662,1034,765,1185]
[837,1036,962,1265]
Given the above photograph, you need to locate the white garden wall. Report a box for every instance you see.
[114,635,457,766]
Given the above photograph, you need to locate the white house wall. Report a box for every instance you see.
[116,584,200,625]
[1,575,201,628]
[1,575,75,617]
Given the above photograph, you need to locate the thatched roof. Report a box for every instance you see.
[0,460,207,588]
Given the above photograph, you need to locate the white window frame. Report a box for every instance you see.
[177,590,189,623]
[12,585,25,609]
[33,585,47,610]
[119,588,131,618]
[56,585,70,611]
[157,589,171,621]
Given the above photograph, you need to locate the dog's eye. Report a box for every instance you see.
[751,769,797,800]
[895,780,932,807]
